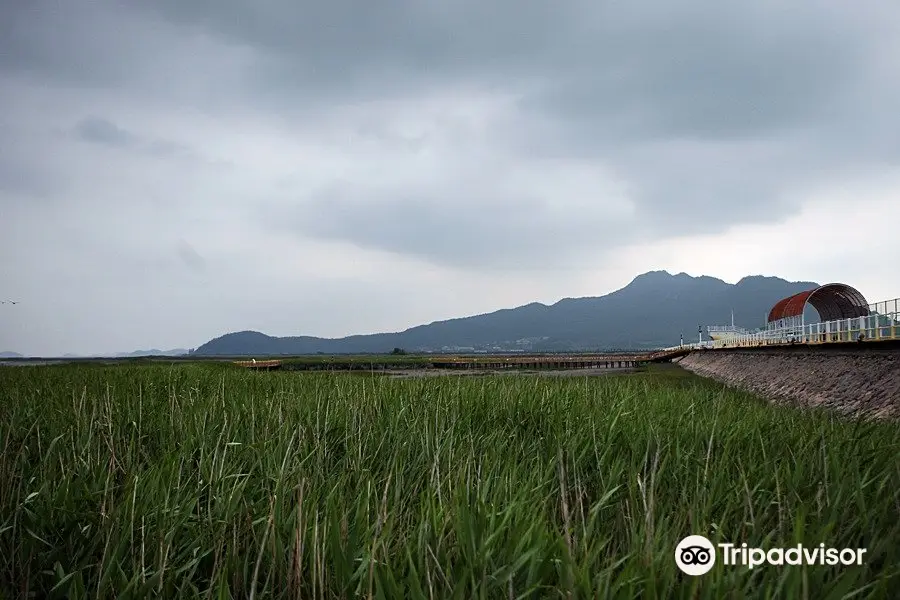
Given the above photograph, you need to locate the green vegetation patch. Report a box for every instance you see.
[0,364,897,598]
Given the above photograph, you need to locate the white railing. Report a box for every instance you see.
[708,297,900,349]
[870,297,900,316]
[663,341,715,351]
[707,325,753,335]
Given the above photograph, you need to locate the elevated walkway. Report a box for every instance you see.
[709,318,899,350]
[646,347,692,361]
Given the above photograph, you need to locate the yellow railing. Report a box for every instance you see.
[709,300,900,349]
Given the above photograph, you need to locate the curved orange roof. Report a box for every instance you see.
[767,283,870,323]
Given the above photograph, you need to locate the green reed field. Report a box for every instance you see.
[1,363,898,599]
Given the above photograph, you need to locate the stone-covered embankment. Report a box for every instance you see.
[677,346,900,419]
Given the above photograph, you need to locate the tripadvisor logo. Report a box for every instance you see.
[675,535,716,575]
[675,535,868,576]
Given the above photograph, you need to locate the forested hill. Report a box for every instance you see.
[193,271,818,355]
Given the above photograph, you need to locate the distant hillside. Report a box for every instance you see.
[112,348,189,358]
[0,351,23,358]
[52,349,190,359]
[193,271,819,355]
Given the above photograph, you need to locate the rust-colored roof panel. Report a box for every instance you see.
[767,289,815,322]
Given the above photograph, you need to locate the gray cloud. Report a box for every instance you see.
[2,0,900,354]
[131,0,900,243]
[135,1,890,123]
[176,239,207,273]
[68,116,205,164]
[281,183,636,270]
[1,1,147,88]
[74,117,139,148]
[0,148,56,197]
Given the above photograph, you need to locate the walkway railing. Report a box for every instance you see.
[707,297,900,349]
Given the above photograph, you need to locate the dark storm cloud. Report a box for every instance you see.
[8,1,897,141]
[1,1,141,87]
[3,0,900,357]
[136,0,885,134]
[133,0,900,255]
[3,0,899,269]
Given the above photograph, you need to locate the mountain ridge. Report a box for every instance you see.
[1,349,189,360]
[193,270,820,355]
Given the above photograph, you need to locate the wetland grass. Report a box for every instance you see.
[1,363,897,598]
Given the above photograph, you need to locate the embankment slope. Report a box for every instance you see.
[678,346,900,419]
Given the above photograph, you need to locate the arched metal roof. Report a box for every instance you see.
[767,283,870,323]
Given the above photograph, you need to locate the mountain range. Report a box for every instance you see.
[110,348,190,358]
[0,349,189,360]
[193,271,820,355]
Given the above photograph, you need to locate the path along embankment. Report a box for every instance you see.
[676,344,900,419]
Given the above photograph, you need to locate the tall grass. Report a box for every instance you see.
[0,364,897,598]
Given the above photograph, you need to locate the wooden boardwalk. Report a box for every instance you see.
[232,349,693,372]
[233,359,283,371]
[431,354,650,370]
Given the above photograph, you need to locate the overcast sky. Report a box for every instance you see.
[2,0,900,356]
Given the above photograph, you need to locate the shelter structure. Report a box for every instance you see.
[766,283,870,331]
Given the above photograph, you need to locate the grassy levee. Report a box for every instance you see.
[0,363,897,598]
